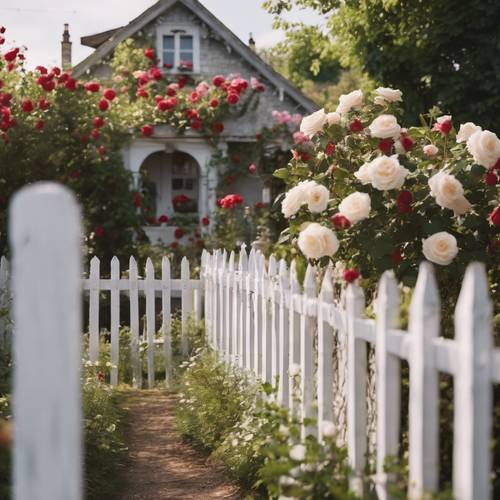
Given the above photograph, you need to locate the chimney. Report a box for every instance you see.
[61,23,72,70]
[248,33,256,52]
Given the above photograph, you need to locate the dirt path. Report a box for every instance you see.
[117,390,241,500]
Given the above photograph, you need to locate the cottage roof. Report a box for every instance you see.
[72,0,317,113]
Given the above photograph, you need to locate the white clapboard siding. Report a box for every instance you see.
[11,183,82,500]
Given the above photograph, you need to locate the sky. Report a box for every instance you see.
[0,0,324,68]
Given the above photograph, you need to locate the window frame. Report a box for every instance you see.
[156,24,200,74]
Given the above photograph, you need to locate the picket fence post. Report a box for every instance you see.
[317,267,334,440]
[268,255,278,385]
[162,256,172,383]
[109,257,120,386]
[145,258,156,388]
[346,281,367,496]
[375,270,401,499]
[238,246,247,369]
[245,249,255,372]
[11,183,82,500]
[453,262,492,500]
[225,251,235,363]
[408,262,439,498]
[128,256,141,388]
[0,255,9,348]
[88,256,100,363]
[277,259,290,408]
[288,260,301,412]
[253,251,263,377]
[181,256,192,356]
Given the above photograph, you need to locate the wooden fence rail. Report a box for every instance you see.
[202,247,500,500]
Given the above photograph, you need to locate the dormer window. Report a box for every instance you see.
[157,25,200,73]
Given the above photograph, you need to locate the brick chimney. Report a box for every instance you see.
[61,23,72,70]
[248,33,256,52]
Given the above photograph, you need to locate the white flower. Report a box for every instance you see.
[338,192,371,224]
[321,421,336,438]
[298,223,339,259]
[362,155,409,191]
[374,87,403,104]
[305,183,330,213]
[336,89,363,114]
[289,363,301,377]
[279,424,290,436]
[428,171,472,215]
[326,111,341,125]
[466,129,500,168]
[289,444,306,461]
[300,108,327,137]
[422,232,458,266]
[456,122,481,143]
[393,139,406,155]
[354,163,371,185]
[423,144,439,157]
[368,114,402,139]
[281,181,312,218]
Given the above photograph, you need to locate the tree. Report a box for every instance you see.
[263,0,500,130]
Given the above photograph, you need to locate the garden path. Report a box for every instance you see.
[117,390,241,500]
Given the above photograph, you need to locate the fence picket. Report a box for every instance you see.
[238,246,248,369]
[145,258,156,388]
[453,263,492,500]
[216,250,226,354]
[88,256,100,363]
[253,252,263,377]
[300,264,317,439]
[375,270,401,499]
[110,256,120,386]
[289,260,301,412]
[225,252,235,362]
[277,259,290,408]
[408,262,440,498]
[245,249,255,372]
[181,256,192,356]
[346,281,367,497]
[268,255,278,385]
[317,267,334,440]
[128,256,141,388]
[162,256,172,383]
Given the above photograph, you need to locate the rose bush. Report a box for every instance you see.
[274,90,500,307]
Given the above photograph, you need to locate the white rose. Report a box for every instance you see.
[289,444,306,461]
[423,144,439,157]
[374,87,403,103]
[466,129,500,168]
[368,114,402,139]
[428,171,472,215]
[338,192,371,224]
[300,108,327,137]
[321,421,336,438]
[336,89,363,114]
[281,180,314,218]
[422,232,458,266]
[366,155,409,190]
[326,111,341,125]
[298,223,339,259]
[354,162,372,185]
[305,183,330,213]
[456,122,481,143]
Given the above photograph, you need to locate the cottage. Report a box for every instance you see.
[69,0,316,244]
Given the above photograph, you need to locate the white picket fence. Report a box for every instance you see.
[202,247,500,500]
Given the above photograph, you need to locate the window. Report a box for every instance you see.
[157,26,199,73]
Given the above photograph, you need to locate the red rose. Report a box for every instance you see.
[325,142,336,156]
[158,214,169,223]
[396,190,412,213]
[219,194,243,209]
[391,249,403,265]
[64,78,77,91]
[292,150,299,161]
[103,88,116,101]
[190,91,199,103]
[21,99,34,112]
[378,138,393,154]
[84,81,100,93]
[343,268,360,283]
[0,27,5,34]
[38,98,50,110]
[98,99,109,111]
[0,37,4,46]
[331,213,351,230]
[93,116,104,128]
[255,202,264,209]
[136,87,149,99]
[485,171,498,185]
[166,84,177,96]
[300,152,310,162]
[144,48,155,60]
[90,129,100,139]
[141,124,154,137]
[248,163,257,173]
[226,92,239,105]
[97,145,106,156]
[210,98,219,108]
[212,122,224,134]
[212,75,225,87]
[400,134,414,151]
[433,117,452,135]
[201,216,210,226]
[190,118,202,130]
[489,207,500,226]
[4,48,19,62]
[174,227,184,239]
[35,119,44,130]
[349,119,363,133]
[94,226,105,237]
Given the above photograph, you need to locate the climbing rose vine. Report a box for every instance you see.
[274,88,500,297]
